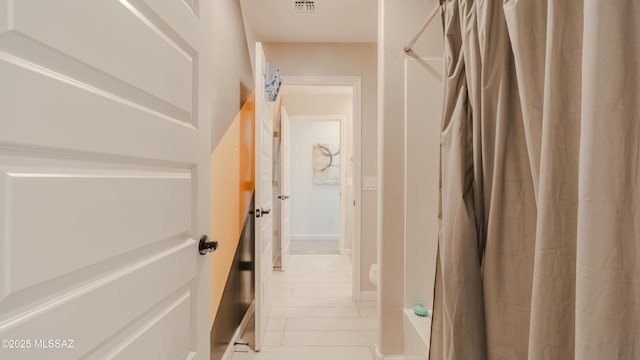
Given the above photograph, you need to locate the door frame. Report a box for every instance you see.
[281,75,363,301]
[254,42,274,351]
[278,106,291,272]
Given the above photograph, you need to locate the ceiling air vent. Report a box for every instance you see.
[294,0,317,13]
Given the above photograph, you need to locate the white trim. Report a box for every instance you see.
[360,291,377,302]
[403,309,431,359]
[221,301,255,360]
[290,234,340,241]
[372,344,384,360]
[282,75,363,303]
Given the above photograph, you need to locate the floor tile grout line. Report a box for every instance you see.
[280,330,377,333]
[235,254,376,359]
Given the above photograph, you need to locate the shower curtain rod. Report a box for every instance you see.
[403,2,441,52]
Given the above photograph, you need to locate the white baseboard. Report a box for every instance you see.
[360,291,377,302]
[340,248,352,255]
[290,234,340,241]
[221,301,255,360]
[372,344,384,360]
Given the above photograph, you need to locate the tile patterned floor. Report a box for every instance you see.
[231,254,376,360]
[290,240,340,254]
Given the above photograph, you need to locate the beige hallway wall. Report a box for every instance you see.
[211,0,254,151]
[377,0,442,356]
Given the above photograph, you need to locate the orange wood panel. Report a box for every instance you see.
[209,92,256,327]
[239,92,255,225]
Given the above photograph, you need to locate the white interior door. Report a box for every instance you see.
[254,42,273,352]
[0,1,212,359]
[279,107,291,272]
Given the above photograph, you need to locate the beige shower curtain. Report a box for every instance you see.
[430,1,640,359]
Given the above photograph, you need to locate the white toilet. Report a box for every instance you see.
[369,263,379,288]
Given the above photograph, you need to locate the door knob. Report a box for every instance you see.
[254,208,271,218]
[199,235,218,255]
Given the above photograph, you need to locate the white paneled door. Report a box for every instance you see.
[254,42,273,352]
[0,1,213,359]
[279,107,291,272]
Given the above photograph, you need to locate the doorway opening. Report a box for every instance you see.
[288,117,343,255]
[271,76,363,300]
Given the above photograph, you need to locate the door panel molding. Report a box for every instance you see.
[1,0,198,119]
[0,0,213,357]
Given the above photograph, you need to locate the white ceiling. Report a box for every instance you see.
[239,0,377,43]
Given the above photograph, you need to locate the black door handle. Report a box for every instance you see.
[199,235,218,255]
[255,208,272,218]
